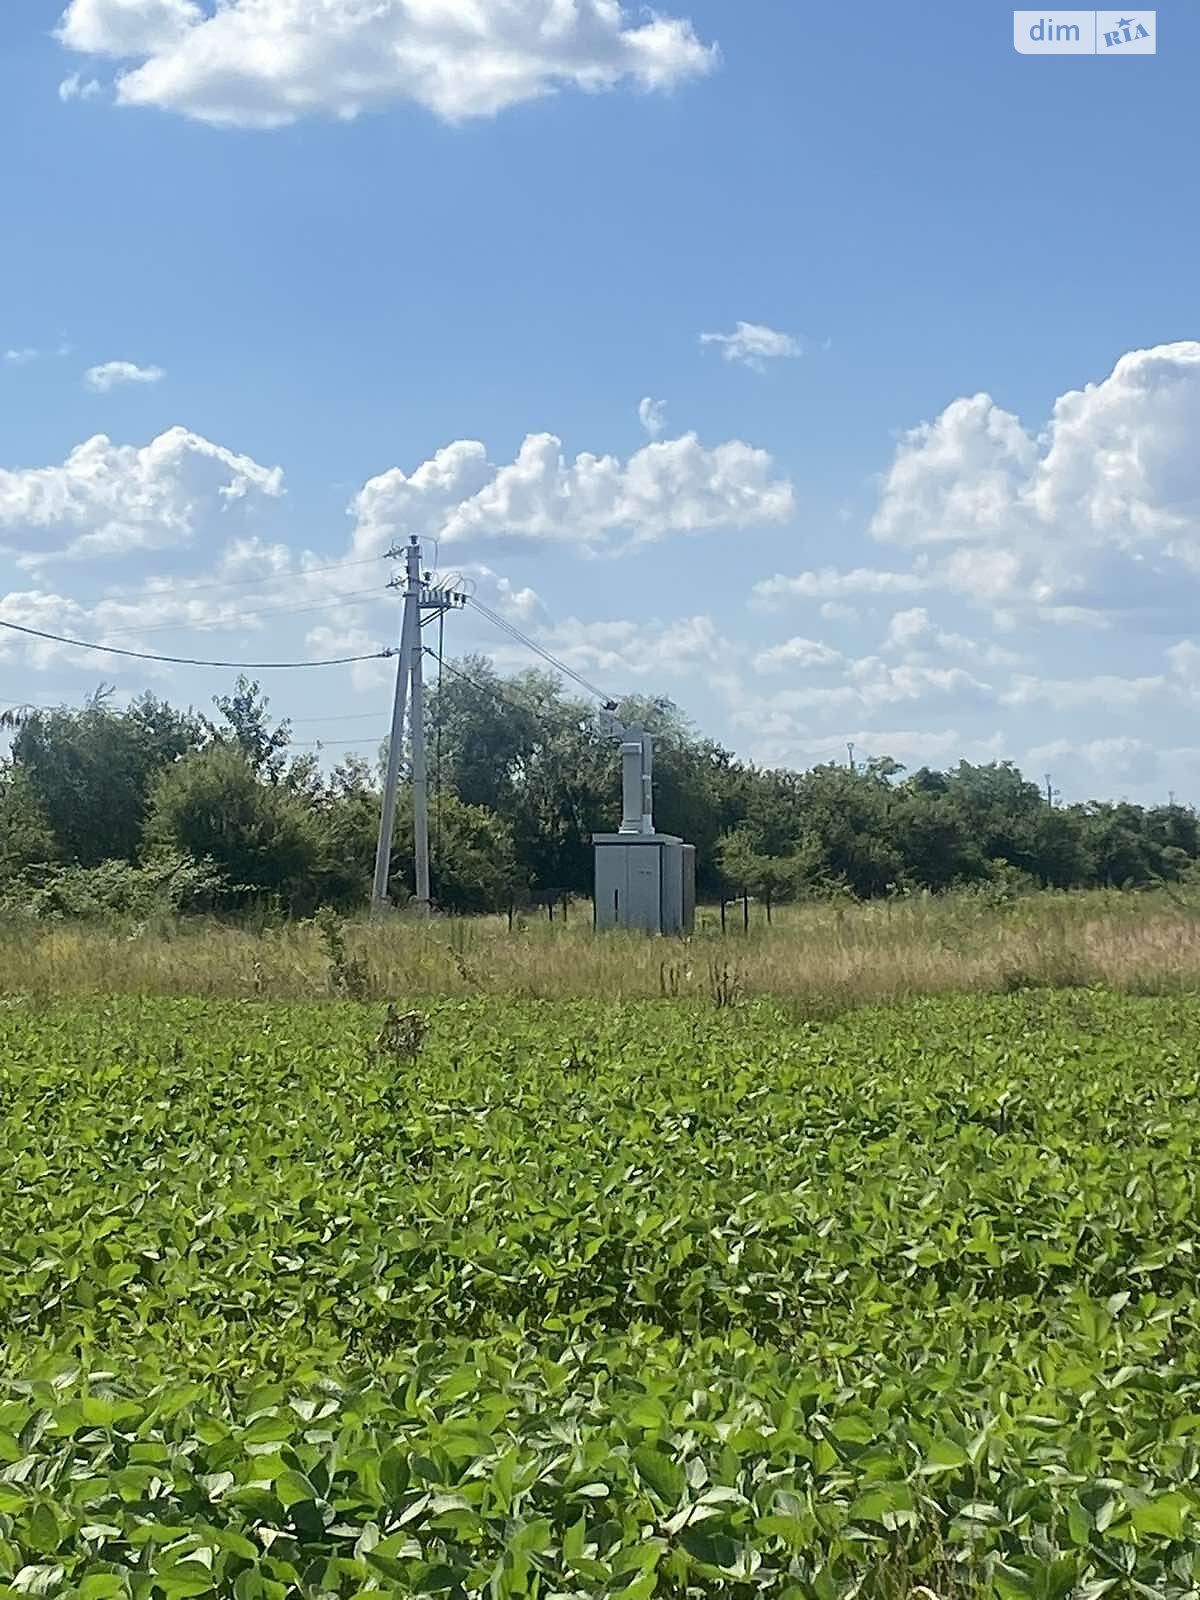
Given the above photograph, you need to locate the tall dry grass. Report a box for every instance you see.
[3,887,1200,1008]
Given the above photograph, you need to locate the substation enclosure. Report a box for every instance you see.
[593,723,696,935]
[593,834,696,934]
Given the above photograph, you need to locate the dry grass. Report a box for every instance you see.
[3,887,1200,1008]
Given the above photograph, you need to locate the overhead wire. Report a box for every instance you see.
[426,650,600,741]
[0,617,393,670]
[287,735,388,748]
[280,622,501,778]
[465,596,618,707]
[288,708,391,725]
[92,586,386,640]
[79,552,386,606]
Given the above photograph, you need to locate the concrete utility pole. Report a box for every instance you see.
[371,538,423,914]
[410,608,431,913]
[371,538,465,917]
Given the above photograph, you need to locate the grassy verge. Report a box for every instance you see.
[2,886,1200,1006]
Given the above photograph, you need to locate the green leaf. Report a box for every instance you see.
[78,1579,131,1600]
[917,1437,969,1475]
[11,1569,64,1597]
[1132,1492,1190,1539]
[273,1470,317,1508]
[631,1445,685,1506]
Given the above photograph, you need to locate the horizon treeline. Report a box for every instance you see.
[1,660,1197,919]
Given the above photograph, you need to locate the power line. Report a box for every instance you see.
[289,708,390,725]
[0,617,393,670]
[468,595,615,704]
[288,735,387,748]
[92,586,385,640]
[465,596,618,706]
[428,650,595,740]
[80,553,385,606]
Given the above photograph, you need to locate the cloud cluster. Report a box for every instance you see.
[700,322,802,372]
[6,338,1199,804]
[754,636,844,673]
[882,606,1022,668]
[0,426,283,564]
[1025,735,1170,788]
[84,359,165,392]
[54,0,716,128]
[638,397,667,439]
[871,340,1200,621]
[351,431,794,554]
[59,71,102,100]
[752,567,929,609]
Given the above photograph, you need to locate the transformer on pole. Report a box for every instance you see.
[592,716,695,935]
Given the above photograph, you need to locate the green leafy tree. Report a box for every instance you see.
[939,761,1046,875]
[431,794,522,912]
[144,744,322,912]
[785,762,906,897]
[204,677,292,782]
[307,754,383,907]
[717,825,765,900]
[0,764,58,879]
[11,691,202,865]
[890,791,986,891]
[1076,801,1163,887]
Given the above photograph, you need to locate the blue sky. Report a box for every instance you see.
[2,1,1198,801]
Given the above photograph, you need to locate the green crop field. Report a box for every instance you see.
[2,990,1199,1599]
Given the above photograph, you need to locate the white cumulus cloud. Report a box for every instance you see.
[1025,736,1161,788]
[0,425,284,563]
[305,624,394,692]
[738,658,995,724]
[478,613,725,687]
[84,359,166,392]
[753,636,845,673]
[351,430,793,554]
[881,606,1023,668]
[870,341,1200,620]
[59,71,103,100]
[638,397,667,438]
[752,566,929,609]
[54,0,717,128]
[700,322,802,372]
[1002,673,1168,711]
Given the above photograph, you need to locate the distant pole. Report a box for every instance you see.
[410,589,431,917]
[847,742,856,773]
[371,537,422,915]
[1045,773,1054,809]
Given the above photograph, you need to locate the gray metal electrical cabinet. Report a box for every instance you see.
[592,719,695,935]
[593,833,695,935]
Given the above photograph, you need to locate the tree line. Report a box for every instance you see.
[1,660,1197,918]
